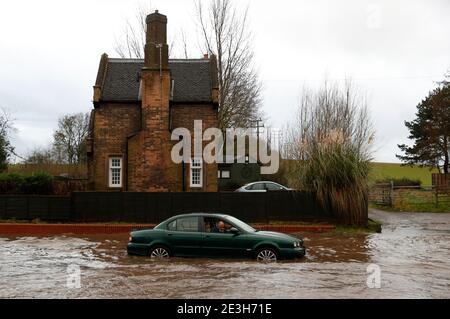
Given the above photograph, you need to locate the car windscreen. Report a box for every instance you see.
[226,216,256,233]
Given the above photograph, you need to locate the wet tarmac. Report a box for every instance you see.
[0,210,449,298]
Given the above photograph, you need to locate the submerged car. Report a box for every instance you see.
[127,213,305,262]
[235,181,292,192]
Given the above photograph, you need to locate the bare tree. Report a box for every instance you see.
[114,2,150,59]
[180,29,190,59]
[25,146,55,165]
[114,1,180,59]
[114,0,262,129]
[53,113,90,164]
[195,0,262,130]
[0,108,15,171]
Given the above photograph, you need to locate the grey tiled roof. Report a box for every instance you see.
[100,58,212,102]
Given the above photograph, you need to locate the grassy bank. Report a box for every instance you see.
[369,162,438,185]
[333,218,382,234]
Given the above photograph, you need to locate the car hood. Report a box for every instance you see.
[253,230,299,242]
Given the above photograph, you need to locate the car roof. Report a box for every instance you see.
[243,181,280,186]
[170,213,231,219]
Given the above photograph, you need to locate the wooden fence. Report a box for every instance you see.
[369,183,450,208]
[432,173,450,188]
[0,191,334,223]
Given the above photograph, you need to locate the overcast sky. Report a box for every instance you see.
[1,0,449,163]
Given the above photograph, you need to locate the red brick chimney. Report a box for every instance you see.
[144,10,169,69]
[127,10,177,192]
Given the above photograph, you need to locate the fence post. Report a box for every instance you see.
[69,192,74,221]
[389,180,394,207]
[435,187,438,208]
[26,196,30,220]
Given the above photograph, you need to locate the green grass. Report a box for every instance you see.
[369,162,438,186]
[333,218,382,234]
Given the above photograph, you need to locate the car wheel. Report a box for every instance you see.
[149,246,170,259]
[255,247,278,262]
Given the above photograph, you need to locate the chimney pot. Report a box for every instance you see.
[203,53,209,59]
[144,11,168,68]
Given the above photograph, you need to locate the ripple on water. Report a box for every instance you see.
[1,212,450,298]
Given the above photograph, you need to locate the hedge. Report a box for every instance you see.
[375,177,422,187]
[0,172,54,194]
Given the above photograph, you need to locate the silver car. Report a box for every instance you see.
[235,181,292,192]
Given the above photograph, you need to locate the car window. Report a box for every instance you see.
[204,217,234,234]
[167,219,177,231]
[169,217,199,232]
[252,183,265,191]
[265,182,283,191]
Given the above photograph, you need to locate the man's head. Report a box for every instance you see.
[217,220,225,232]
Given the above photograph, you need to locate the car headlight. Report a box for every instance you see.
[293,241,303,248]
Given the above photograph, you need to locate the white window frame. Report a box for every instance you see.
[190,158,203,188]
[109,157,122,188]
[221,170,231,179]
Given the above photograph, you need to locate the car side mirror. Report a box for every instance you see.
[229,227,239,234]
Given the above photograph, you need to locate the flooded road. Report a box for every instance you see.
[1,210,449,298]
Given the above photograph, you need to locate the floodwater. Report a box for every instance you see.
[0,210,449,298]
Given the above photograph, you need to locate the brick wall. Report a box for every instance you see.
[171,104,219,192]
[127,69,180,192]
[88,97,219,192]
[88,102,141,190]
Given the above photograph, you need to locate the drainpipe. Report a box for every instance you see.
[182,160,186,192]
[180,135,186,192]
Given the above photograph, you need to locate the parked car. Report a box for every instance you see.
[235,181,292,192]
[127,213,305,262]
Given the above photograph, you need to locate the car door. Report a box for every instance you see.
[165,216,203,256]
[200,218,252,258]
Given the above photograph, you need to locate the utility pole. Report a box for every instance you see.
[250,118,264,161]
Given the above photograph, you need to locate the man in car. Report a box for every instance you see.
[211,220,225,233]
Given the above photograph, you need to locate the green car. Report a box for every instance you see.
[127,213,306,262]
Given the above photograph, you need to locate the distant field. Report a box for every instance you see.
[369,162,438,186]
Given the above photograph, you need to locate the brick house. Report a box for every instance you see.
[86,10,219,192]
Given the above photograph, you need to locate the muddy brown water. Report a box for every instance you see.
[0,210,449,298]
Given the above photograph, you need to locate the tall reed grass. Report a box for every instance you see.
[284,81,374,225]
